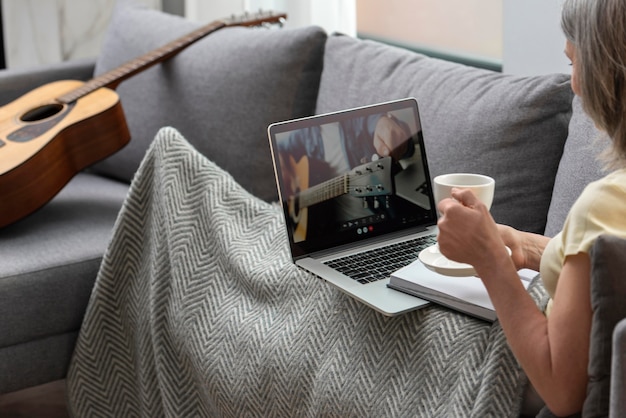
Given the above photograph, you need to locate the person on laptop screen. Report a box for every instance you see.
[275,112,423,243]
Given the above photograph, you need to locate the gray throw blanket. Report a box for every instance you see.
[67,127,545,417]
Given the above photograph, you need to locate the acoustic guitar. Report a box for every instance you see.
[0,11,286,228]
[284,155,394,242]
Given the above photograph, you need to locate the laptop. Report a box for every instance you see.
[267,97,440,316]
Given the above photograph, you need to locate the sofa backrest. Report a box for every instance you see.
[544,96,608,237]
[316,34,574,234]
[91,2,607,238]
[91,0,327,203]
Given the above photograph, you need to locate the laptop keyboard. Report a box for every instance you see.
[324,234,437,284]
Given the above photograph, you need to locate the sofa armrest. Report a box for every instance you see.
[0,58,95,106]
[583,234,626,417]
[611,318,626,417]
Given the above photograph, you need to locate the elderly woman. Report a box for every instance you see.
[437,0,626,415]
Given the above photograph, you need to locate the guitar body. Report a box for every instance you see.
[0,80,130,227]
[0,11,285,228]
[286,155,309,243]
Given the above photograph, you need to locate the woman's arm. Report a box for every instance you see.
[477,251,591,416]
[437,189,592,416]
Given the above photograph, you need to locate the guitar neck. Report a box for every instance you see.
[57,11,286,105]
[295,156,394,210]
[299,175,348,209]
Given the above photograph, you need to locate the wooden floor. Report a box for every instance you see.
[0,380,69,418]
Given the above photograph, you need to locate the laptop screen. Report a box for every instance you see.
[268,98,437,259]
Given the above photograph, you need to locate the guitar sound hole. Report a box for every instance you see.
[21,103,65,122]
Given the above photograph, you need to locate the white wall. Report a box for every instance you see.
[502,0,569,75]
[185,0,356,37]
[1,0,161,69]
[209,0,567,76]
[2,0,568,76]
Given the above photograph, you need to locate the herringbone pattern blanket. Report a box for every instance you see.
[67,127,544,417]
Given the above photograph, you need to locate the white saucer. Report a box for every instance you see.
[418,244,511,277]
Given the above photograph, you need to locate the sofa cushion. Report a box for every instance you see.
[0,173,129,392]
[91,0,327,202]
[0,173,129,346]
[544,96,608,237]
[316,34,574,234]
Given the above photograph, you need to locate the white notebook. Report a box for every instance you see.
[388,261,538,322]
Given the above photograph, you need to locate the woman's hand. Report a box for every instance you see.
[437,187,550,273]
[498,224,550,272]
[436,188,508,271]
[497,224,527,270]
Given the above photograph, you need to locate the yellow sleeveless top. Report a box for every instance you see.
[540,169,626,314]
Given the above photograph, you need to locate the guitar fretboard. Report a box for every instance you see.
[56,11,285,105]
[56,20,226,104]
[299,175,349,209]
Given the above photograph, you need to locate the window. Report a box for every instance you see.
[356,0,502,71]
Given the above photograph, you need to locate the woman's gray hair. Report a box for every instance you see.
[561,0,626,168]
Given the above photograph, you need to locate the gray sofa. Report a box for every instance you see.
[0,1,624,415]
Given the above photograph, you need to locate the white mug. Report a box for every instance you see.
[433,173,495,210]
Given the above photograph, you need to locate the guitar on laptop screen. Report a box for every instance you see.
[273,109,433,248]
[0,11,286,229]
[283,153,394,242]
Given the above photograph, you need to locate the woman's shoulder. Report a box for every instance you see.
[580,169,626,203]
[568,168,626,238]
